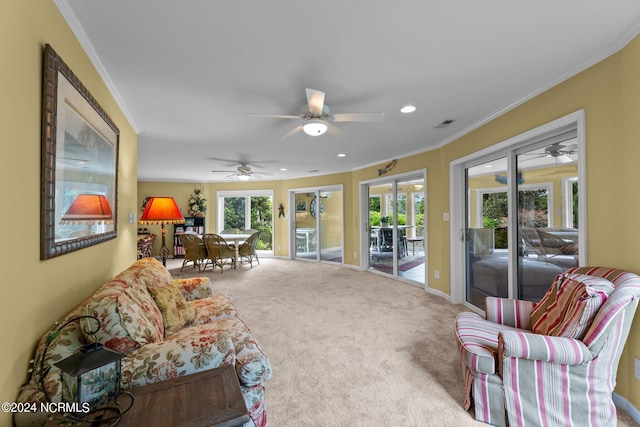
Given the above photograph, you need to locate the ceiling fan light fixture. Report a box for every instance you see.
[400,105,416,114]
[237,174,250,181]
[303,119,328,136]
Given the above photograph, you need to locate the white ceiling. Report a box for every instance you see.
[58,0,640,183]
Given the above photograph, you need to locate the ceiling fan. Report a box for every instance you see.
[542,142,577,158]
[247,88,384,138]
[211,163,259,180]
[520,141,578,164]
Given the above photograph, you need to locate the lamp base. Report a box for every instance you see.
[160,224,169,267]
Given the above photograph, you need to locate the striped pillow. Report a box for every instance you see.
[531,273,614,339]
[528,274,563,330]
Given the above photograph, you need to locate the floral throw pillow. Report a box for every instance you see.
[148,284,195,336]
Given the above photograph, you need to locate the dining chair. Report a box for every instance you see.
[202,233,236,273]
[238,231,261,267]
[179,233,209,272]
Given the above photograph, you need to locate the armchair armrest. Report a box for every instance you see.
[499,330,593,365]
[173,277,214,301]
[486,297,535,329]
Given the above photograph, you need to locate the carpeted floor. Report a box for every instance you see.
[167,257,638,427]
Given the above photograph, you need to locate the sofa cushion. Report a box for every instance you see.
[538,230,570,248]
[148,284,196,335]
[530,273,614,339]
[121,324,236,387]
[126,257,174,288]
[85,278,164,353]
[190,292,238,325]
[560,243,579,255]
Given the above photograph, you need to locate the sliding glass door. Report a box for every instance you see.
[364,172,426,286]
[291,186,343,263]
[465,157,510,307]
[516,142,579,301]
[457,117,583,309]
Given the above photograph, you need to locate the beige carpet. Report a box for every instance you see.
[167,257,638,427]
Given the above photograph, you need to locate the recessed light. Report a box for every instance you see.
[280,168,287,171]
[337,153,346,157]
[400,105,416,114]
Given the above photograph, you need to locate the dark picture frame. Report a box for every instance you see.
[295,201,307,213]
[41,44,119,260]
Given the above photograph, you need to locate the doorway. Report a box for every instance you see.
[290,186,343,263]
[361,171,426,287]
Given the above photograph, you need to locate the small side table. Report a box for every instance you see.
[119,365,249,427]
[41,365,249,427]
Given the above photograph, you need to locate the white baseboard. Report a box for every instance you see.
[614,392,640,424]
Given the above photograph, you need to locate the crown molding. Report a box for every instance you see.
[433,18,640,152]
[54,0,140,134]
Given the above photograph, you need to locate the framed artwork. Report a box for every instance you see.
[295,201,307,213]
[40,44,120,260]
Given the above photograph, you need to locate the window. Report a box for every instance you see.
[217,190,273,251]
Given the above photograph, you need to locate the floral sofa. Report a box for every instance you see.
[15,257,271,426]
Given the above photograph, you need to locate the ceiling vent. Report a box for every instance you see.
[435,119,455,129]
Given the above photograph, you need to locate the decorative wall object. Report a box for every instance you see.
[378,159,396,176]
[40,44,119,260]
[188,188,207,217]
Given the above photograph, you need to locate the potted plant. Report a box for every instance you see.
[380,215,391,227]
[188,188,207,217]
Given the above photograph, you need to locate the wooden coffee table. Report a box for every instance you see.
[118,365,249,427]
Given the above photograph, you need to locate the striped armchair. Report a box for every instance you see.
[455,267,640,427]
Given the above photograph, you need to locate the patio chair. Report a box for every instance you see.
[238,231,261,267]
[179,233,209,272]
[202,233,236,273]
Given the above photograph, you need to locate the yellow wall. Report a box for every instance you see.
[5,0,640,422]
[434,36,639,407]
[1,2,138,425]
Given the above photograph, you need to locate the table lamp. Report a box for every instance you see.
[138,197,185,266]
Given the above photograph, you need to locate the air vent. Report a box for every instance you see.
[435,119,455,129]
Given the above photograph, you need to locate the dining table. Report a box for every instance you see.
[219,233,252,268]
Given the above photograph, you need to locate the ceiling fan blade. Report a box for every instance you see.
[246,113,299,119]
[306,88,325,115]
[282,125,304,139]
[332,112,384,122]
[327,123,346,139]
[211,170,236,173]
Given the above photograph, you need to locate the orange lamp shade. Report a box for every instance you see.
[61,194,113,224]
[138,197,185,225]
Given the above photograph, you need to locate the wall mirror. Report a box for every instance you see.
[41,44,119,260]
